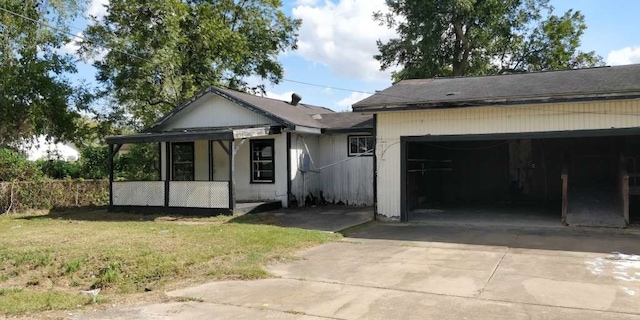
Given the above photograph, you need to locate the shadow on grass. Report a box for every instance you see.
[14,206,225,222]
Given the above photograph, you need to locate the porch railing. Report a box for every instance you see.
[169,181,229,208]
[112,181,165,206]
[112,181,229,209]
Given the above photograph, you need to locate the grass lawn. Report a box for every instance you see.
[0,209,340,317]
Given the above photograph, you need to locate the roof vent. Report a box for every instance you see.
[445,92,460,96]
[290,93,302,106]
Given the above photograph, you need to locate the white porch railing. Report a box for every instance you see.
[169,181,229,208]
[112,181,165,206]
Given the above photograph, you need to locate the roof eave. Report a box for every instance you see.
[352,92,640,112]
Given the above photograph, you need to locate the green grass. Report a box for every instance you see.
[0,210,340,316]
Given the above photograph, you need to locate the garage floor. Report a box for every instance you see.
[409,204,561,228]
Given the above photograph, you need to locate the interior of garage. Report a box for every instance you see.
[404,135,640,227]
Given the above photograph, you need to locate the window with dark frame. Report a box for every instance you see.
[250,139,275,183]
[171,142,194,181]
[348,135,374,157]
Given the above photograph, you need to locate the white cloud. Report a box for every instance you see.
[60,32,82,56]
[87,0,109,21]
[607,46,640,66]
[337,91,372,111]
[292,0,397,81]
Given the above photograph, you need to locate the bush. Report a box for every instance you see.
[0,148,42,181]
[78,145,109,179]
[36,159,81,179]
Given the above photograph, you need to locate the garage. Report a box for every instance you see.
[352,64,640,226]
[401,132,640,226]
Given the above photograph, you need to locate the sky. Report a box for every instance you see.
[65,0,640,112]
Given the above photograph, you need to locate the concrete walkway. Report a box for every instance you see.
[80,224,640,319]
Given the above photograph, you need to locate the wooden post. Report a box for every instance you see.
[228,140,235,211]
[165,141,170,207]
[108,144,114,207]
[561,166,568,226]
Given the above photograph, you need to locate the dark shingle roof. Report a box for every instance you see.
[315,113,373,131]
[352,64,640,111]
[215,87,334,128]
[149,86,372,131]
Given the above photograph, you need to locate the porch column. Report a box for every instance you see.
[228,140,236,211]
[164,141,170,207]
[108,143,114,207]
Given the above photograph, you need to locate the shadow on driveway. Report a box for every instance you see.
[228,206,373,232]
[343,222,640,255]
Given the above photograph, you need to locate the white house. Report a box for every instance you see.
[106,86,374,214]
[24,136,80,162]
[353,64,640,227]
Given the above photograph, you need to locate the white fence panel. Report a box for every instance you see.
[169,181,229,208]
[113,181,165,206]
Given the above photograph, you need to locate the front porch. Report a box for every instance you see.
[105,125,284,215]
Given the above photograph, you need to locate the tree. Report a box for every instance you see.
[81,0,300,129]
[374,0,603,81]
[0,0,91,146]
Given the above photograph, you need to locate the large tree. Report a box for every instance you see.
[81,0,300,128]
[374,0,603,81]
[0,0,90,146]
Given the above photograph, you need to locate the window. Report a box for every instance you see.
[348,135,374,157]
[171,142,194,181]
[251,139,275,183]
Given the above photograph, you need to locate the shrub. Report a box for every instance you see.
[0,148,42,181]
[37,159,81,179]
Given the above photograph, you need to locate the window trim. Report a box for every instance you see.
[348,135,374,157]
[250,139,275,184]
[171,141,195,181]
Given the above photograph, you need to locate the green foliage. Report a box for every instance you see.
[0,180,109,213]
[78,145,110,179]
[0,0,91,145]
[0,148,42,181]
[116,144,159,181]
[374,0,604,81]
[37,159,80,179]
[81,0,301,129]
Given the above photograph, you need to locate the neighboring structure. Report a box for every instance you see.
[24,136,80,162]
[106,87,373,214]
[353,64,640,227]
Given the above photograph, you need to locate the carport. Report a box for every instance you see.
[400,128,640,226]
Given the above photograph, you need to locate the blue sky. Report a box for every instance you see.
[66,0,640,112]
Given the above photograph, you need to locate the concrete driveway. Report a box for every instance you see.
[82,224,640,319]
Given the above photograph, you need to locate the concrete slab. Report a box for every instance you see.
[168,278,640,320]
[78,301,326,320]
[79,222,640,319]
[233,205,373,232]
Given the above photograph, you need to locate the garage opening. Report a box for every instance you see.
[403,135,640,227]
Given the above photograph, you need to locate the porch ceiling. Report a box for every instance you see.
[106,125,282,144]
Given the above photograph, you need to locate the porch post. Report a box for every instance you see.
[228,140,235,211]
[165,141,170,207]
[108,143,114,207]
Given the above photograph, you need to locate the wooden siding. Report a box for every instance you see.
[290,133,321,204]
[376,99,640,219]
[318,134,373,205]
[159,93,277,130]
[234,134,288,205]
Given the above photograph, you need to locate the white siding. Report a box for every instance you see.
[159,93,277,130]
[376,99,640,219]
[194,140,209,181]
[290,133,321,203]
[318,134,373,205]
[234,134,288,206]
